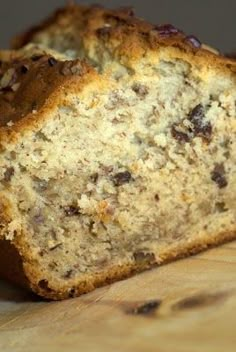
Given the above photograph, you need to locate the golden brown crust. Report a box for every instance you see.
[1,230,235,300]
[0,56,82,126]
[2,4,236,144]
[0,54,96,144]
[11,3,236,73]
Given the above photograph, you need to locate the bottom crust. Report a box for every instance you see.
[0,229,235,300]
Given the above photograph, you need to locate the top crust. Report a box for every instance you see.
[0,56,88,126]
[1,3,236,143]
[11,3,236,71]
[0,52,96,143]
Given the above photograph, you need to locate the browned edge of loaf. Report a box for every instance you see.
[0,231,235,301]
[1,3,236,143]
[0,53,97,144]
[11,3,236,73]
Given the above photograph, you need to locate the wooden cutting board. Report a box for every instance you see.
[0,241,236,352]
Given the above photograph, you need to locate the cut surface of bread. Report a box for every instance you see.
[0,4,235,300]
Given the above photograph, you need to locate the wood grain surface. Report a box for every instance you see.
[0,241,236,352]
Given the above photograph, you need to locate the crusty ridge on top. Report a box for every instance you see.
[11,3,235,72]
[1,3,235,140]
[0,56,94,129]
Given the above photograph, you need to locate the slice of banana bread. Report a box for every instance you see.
[0,5,235,300]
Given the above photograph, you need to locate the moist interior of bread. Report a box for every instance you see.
[1,54,236,293]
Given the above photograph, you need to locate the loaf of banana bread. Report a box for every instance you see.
[0,4,235,300]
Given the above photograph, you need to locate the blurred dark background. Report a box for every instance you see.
[0,0,235,53]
